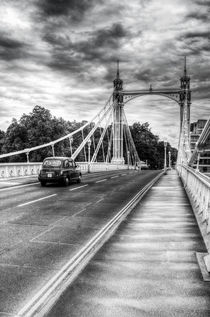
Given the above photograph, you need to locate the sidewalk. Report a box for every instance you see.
[48,170,210,317]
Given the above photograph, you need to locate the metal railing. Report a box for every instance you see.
[177,164,210,240]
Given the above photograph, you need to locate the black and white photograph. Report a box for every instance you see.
[0,0,210,316]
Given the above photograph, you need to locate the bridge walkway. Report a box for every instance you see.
[48,169,210,317]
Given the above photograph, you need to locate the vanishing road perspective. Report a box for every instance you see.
[0,41,210,317]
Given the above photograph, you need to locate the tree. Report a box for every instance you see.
[130,122,177,169]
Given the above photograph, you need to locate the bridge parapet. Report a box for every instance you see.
[0,162,132,179]
[177,164,210,271]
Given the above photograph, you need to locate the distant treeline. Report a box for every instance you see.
[0,105,177,169]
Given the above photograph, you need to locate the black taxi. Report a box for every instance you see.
[38,157,82,186]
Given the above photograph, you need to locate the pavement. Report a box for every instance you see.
[47,170,210,317]
[0,169,161,316]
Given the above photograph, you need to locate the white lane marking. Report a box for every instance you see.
[95,198,104,204]
[30,216,67,242]
[121,173,127,176]
[69,184,88,191]
[0,182,40,192]
[96,179,107,183]
[111,176,119,179]
[72,208,86,217]
[18,194,57,207]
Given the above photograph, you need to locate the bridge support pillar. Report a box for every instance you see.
[111,102,125,164]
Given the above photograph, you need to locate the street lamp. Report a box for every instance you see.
[168,151,171,169]
[87,139,91,173]
[69,137,73,157]
[127,150,130,170]
[164,141,167,174]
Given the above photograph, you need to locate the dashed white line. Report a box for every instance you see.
[111,175,119,179]
[0,182,40,192]
[72,208,86,217]
[69,184,88,191]
[18,194,57,207]
[121,173,127,176]
[96,179,107,183]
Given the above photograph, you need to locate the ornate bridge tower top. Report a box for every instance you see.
[113,60,123,91]
[180,56,190,90]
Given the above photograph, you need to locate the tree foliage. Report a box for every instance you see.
[130,122,177,169]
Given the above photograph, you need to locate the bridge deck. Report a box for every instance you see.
[48,170,210,317]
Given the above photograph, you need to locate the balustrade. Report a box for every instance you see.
[177,164,210,270]
[0,162,131,179]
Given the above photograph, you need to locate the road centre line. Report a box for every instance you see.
[69,184,88,191]
[0,182,40,192]
[18,194,57,207]
[96,179,107,183]
[111,175,119,179]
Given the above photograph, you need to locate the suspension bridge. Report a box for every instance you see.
[0,59,210,317]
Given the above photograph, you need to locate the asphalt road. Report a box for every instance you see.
[0,169,161,316]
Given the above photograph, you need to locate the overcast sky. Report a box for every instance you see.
[0,0,209,147]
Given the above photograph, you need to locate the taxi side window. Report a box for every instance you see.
[64,160,69,168]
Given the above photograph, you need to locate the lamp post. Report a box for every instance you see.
[168,151,171,169]
[69,137,73,157]
[164,141,167,174]
[127,150,130,170]
[87,139,91,173]
[51,143,55,157]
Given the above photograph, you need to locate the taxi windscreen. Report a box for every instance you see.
[43,159,62,167]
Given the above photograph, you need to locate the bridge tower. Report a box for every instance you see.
[111,60,125,164]
[179,56,191,137]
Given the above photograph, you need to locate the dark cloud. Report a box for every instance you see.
[184,31,210,40]
[44,23,128,81]
[0,33,27,61]
[186,12,209,21]
[195,0,210,6]
[37,0,94,21]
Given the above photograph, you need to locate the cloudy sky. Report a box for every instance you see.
[0,0,209,147]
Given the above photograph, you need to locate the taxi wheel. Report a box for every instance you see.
[63,176,69,186]
[41,181,46,187]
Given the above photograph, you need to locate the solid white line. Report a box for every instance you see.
[18,194,57,207]
[96,179,107,183]
[0,182,40,192]
[111,176,119,179]
[69,184,88,191]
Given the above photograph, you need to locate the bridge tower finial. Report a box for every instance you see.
[184,56,187,76]
[113,59,123,91]
[117,59,120,79]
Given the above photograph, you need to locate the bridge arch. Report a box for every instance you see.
[111,59,191,164]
